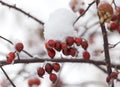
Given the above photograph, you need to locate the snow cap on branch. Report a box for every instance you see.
[44,8,78,41]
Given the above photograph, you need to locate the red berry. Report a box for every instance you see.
[83,51,90,60]
[74,37,82,46]
[49,73,57,83]
[62,48,69,56]
[66,36,74,46]
[54,41,62,51]
[45,42,52,50]
[15,42,24,52]
[37,67,45,77]
[6,52,16,64]
[47,49,56,59]
[79,8,84,14]
[61,42,68,50]
[111,15,118,21]
[47,40,56,48]
[81,40,88,50]
[45,63,53,74]
[34,78,41,85]
[68,47,77,57]
[28,78,41,87]
[106,75,111,83]
[28,79,34,87]
[52,63,60,72]
[109,72,119,79]
[109,22,119,31]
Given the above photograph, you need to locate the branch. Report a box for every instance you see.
[0,66,16,87]
[0,58,120,69]
[0,1,44,25]
[73,1,95,25]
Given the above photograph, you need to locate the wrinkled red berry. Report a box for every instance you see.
[66,36,74,46]
[28,78,41,87]
[49,73,57,83]
[54,41,62,51]
[109,22,119,31]
[79,8,84,14]
[37,67,45,77]
[81,40,88,50]
[68,47,77,57]
[47,40,56,48]
[45,63,53,74]
[83,51,90,60]
[52,63,60,72]
[74,37,82,46]
[6,52,16,64]
[62,48,69,56]
[15,42,24,52]
[47,49,56,59]
[61,42,68,50]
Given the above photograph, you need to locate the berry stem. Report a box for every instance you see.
[73,1,95,25]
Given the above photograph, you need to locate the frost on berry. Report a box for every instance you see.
[15,42,24,52]
[98,2,113,23]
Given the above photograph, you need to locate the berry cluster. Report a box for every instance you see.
[6,42,24,63]
[37,62,60,83]
[45,36,90,60]
[107,8,120,33]
[106,72,119,83]
[28,77,41,87]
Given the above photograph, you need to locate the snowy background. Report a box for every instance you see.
[0,0,120,87]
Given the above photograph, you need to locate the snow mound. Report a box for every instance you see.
[44,8,78,41]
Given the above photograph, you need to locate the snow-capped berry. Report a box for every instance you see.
[45,63,53,74]
[74,37,82,46]
[66,36,74,46]
[52,63,60,72]
[81,40,88,50]
[49,73,57,83]
[15,42,24,52]
[47,49,56,59]
[54,41,62,51]
[83,51,90,60]
[37,67,45,77]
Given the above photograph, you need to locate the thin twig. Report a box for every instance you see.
[22,50,33,57]
[0,1,44,25]
[0,36,13,45]
[73,1,95,25]
[109,41,120,49]
[0,66,16,87]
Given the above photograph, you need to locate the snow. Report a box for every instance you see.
[44,8,78,41]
